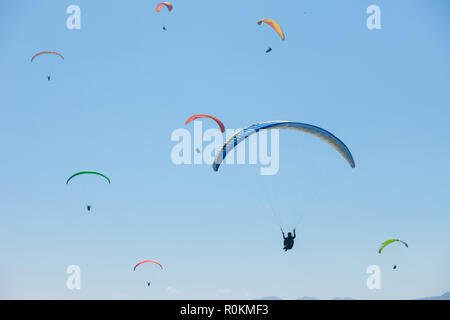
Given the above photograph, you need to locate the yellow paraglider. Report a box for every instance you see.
[257,19,285,40]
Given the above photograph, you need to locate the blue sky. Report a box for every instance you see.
[0,0,449,299]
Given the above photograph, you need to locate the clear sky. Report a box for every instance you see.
[0,0,449,299]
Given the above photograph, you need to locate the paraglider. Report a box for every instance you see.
[134,260,163,271]
[156,2,173,12]
[258,18,285,40]
[213,120,355,172]
[378,239,408,271]
[134,260,163,286]
[66,171,110,213]
[66,171,111,185]
[212,121,354,251]
[378,239,408,254]
[185,114,226,133]
[156,2,173,31]
[31,51,64,81]
[257,19,284,53]
[282,228,296,252]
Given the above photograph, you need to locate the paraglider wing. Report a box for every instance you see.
[156,2,173,12]
[185,114,226,133]
[212,121,355,172]
[133,260,163,271]
[66,171,111,185]
[31,51,64,62]
[257,19,285,40]
[378,239,409,254]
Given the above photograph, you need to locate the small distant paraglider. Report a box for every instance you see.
[66,171,111,213]
[134,260,163,286]
[156,2,173,31]
[186,115,225,154]
[257,19,285,53]
[378,239,408,271]
[31,51,64,81]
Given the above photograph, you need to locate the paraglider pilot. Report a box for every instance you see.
[282,228,296,251]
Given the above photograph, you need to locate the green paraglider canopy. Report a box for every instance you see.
[66,171,111,185]
[378,239,408,254]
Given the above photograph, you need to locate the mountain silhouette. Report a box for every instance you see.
[416,292,450,300]
[255,291,450,300]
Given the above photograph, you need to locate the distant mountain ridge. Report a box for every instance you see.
[296,296,319,300]
[256,291,450,300]
[415,292,450,300]
[254,296,282,300]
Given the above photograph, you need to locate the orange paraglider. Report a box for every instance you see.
[133,260,163,271]
[31,51,64,62]
[185,114,226,133]
[156,2,173,12]
[257,19,285,40]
